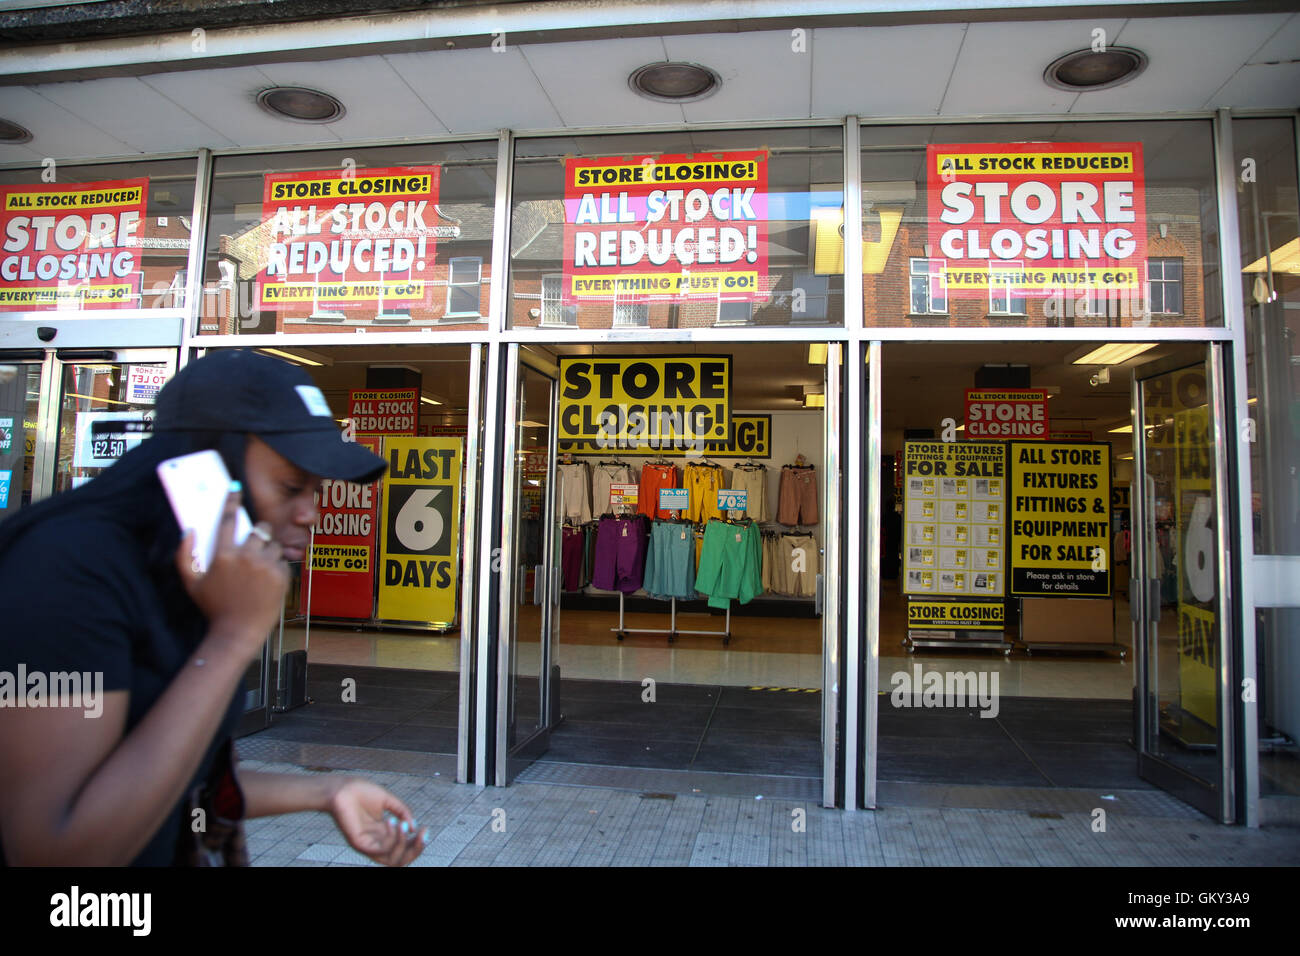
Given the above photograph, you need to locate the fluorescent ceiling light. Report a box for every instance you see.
[257,347,326,367]
[1072,343,1156,365]
[1242,238,1300,275]
[1108,424,1133,434]
[420,395,442,406]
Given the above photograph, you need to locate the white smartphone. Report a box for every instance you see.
[156,449,253,573]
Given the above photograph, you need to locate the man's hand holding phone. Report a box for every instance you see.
[174,484,291,659]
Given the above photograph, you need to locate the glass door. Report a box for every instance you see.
[0,354,47,524]
[1131,346,1234,820]
[496,345,561,782]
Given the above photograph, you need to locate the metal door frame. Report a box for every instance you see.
[493,343,561,784]
[1130,344,1236,821]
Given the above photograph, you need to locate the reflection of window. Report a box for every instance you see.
[612,296,648,327]
[1148,258,1183,314]
[790,272,829,321]
[540,274,578,327]
[910,258,947,314]
[988,262,1026,315]
[446,257,482,316]
[715,300,752,326]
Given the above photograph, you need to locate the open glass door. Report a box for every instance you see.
[496,345,561,782]
[0,354,47,524]
[1131,346,1234,820]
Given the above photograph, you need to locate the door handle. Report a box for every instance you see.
[534,564,544,605]
[1129,579,1142,622]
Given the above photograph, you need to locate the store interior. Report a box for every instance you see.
[876,340,1214,792]
[228,337,1226,796]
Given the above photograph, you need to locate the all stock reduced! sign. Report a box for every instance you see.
[1008,441,1111,597]
[377,437,462,626]
[563,151,767,303]
[927,142,1146,301]
[257,166,440,312]
[558,355,732,451]
[0,178,148,310]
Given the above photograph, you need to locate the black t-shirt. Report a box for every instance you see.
[0,507,246,866]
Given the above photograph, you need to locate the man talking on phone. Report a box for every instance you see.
[0,349,429,866]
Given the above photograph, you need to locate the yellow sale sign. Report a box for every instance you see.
[376,437,462,625]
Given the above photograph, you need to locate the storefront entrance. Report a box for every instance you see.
[494,342,841,800]
[214,344,482,780]
[869,339,1237,820]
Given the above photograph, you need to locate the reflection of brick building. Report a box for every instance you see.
[509,200,845,329]
[206,201,494,334]
[863,186,1211,329]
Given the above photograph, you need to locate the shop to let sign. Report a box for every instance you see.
[350,388,417,436]
[377,437,462,625]
[1008,441,1111,597]
[965,389,1049,439]
[558,355,731,449]
[257,166,441,311]
[126,365,167,405]
[0,178,148,311]
[927,142,1146,296]
[563,151,767,303]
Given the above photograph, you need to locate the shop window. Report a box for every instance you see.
[861,120,1222,329]
[1147,257,1183,314]
[988,262,1027,315]
[540,274,578,327]
[0,158,198,316]
[909,258,947,314]
[445,257,483,317]
[199,140,497,335]
[508,127,845,329]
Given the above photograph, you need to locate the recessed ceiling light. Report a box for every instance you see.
[256,86,345,123]
[629,62,720,103]
[0,119,33,144]
[1044,47,1148,92]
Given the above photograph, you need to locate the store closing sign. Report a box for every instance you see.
[258,166,441,311]
[350,388,417,436]
[0,178,148,311]
[377,437,462,625]
[965,389,1049,439]
[302,436,380,620]
[559,355,731,449]
[927,142,1147,298]
[1175,405,1217,728]
[563,151,767,302]
[559,413,770,458]
[1009,441,1111,597]
[907,600,1004,631]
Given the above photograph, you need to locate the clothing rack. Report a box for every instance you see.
[611,591,731,646]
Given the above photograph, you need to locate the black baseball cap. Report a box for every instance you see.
[154,350,388,484]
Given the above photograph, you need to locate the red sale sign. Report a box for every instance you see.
[257,166,440,312]
[0,178,148,311]
[563,151,768,304]
[965,389,1049,439]
[302,435,380,620]
[927,142,1146,298]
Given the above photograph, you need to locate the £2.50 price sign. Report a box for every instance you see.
[377,436,462,625]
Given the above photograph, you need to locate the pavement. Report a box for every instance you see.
[238,758,1300,867]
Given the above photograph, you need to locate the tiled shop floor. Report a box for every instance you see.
[238,759,1300,868]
